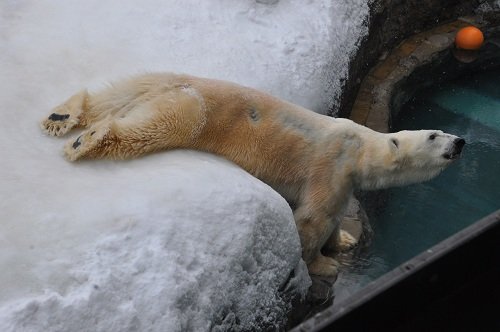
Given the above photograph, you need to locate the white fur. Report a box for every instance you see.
[355,128,460,190]
[41,73,464,277]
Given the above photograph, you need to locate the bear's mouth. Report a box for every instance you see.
[443,152,460,160]
[443,137,466,160]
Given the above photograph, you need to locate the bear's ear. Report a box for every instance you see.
[390,138,399,149]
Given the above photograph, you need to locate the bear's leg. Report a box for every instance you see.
[63,113,163,161]
[64,90,205,161]
[41,90,89,137]
[295,206,340,277]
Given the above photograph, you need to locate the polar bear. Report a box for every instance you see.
[41,73,465,277]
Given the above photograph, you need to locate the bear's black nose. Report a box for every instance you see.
[454,138,466,154]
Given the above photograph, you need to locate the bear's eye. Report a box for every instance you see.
[391,138,399,148]
[429,133,436,140]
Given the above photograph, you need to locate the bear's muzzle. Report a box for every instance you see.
[443,137,466,160]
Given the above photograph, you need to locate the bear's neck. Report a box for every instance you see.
[356,162,445,191]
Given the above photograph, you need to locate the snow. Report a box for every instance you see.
[476,0,500,12]
[0,0,369,330]
[0,152,310,331]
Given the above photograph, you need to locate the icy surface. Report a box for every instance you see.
[0,0,369,330]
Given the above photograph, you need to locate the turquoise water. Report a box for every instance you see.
[335,68,500,300]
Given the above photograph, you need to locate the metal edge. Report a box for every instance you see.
[290,209,500,331]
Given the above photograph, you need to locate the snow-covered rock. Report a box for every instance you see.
[0,152,310,331]
[0,0,370,330]
[0,0,368,113]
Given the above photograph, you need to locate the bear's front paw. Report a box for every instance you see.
[337,229,358,251]
[307,254,339,278]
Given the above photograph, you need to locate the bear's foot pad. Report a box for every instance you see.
[64,126,109,161]
[41,107,79,137]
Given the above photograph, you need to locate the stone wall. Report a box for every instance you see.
[391,24,500,117]
[334,0,482,118]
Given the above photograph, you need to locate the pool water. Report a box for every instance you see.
[335,68,500,301]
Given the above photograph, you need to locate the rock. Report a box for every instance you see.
[336,0,482,117]
[0,152,311,332]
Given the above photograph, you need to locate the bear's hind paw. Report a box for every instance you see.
[64,125,110,161]
[41,108,78,137]
[307,255,339,278]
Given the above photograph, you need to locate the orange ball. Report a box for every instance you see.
[455,26,484,50]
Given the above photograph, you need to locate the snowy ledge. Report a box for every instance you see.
[0,151,310,331]
[0,0,374,330]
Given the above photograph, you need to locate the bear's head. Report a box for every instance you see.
[357,129,465,190]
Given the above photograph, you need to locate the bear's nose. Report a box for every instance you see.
[454,138,466,153]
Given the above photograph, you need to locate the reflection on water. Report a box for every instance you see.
[335,68,500,302]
